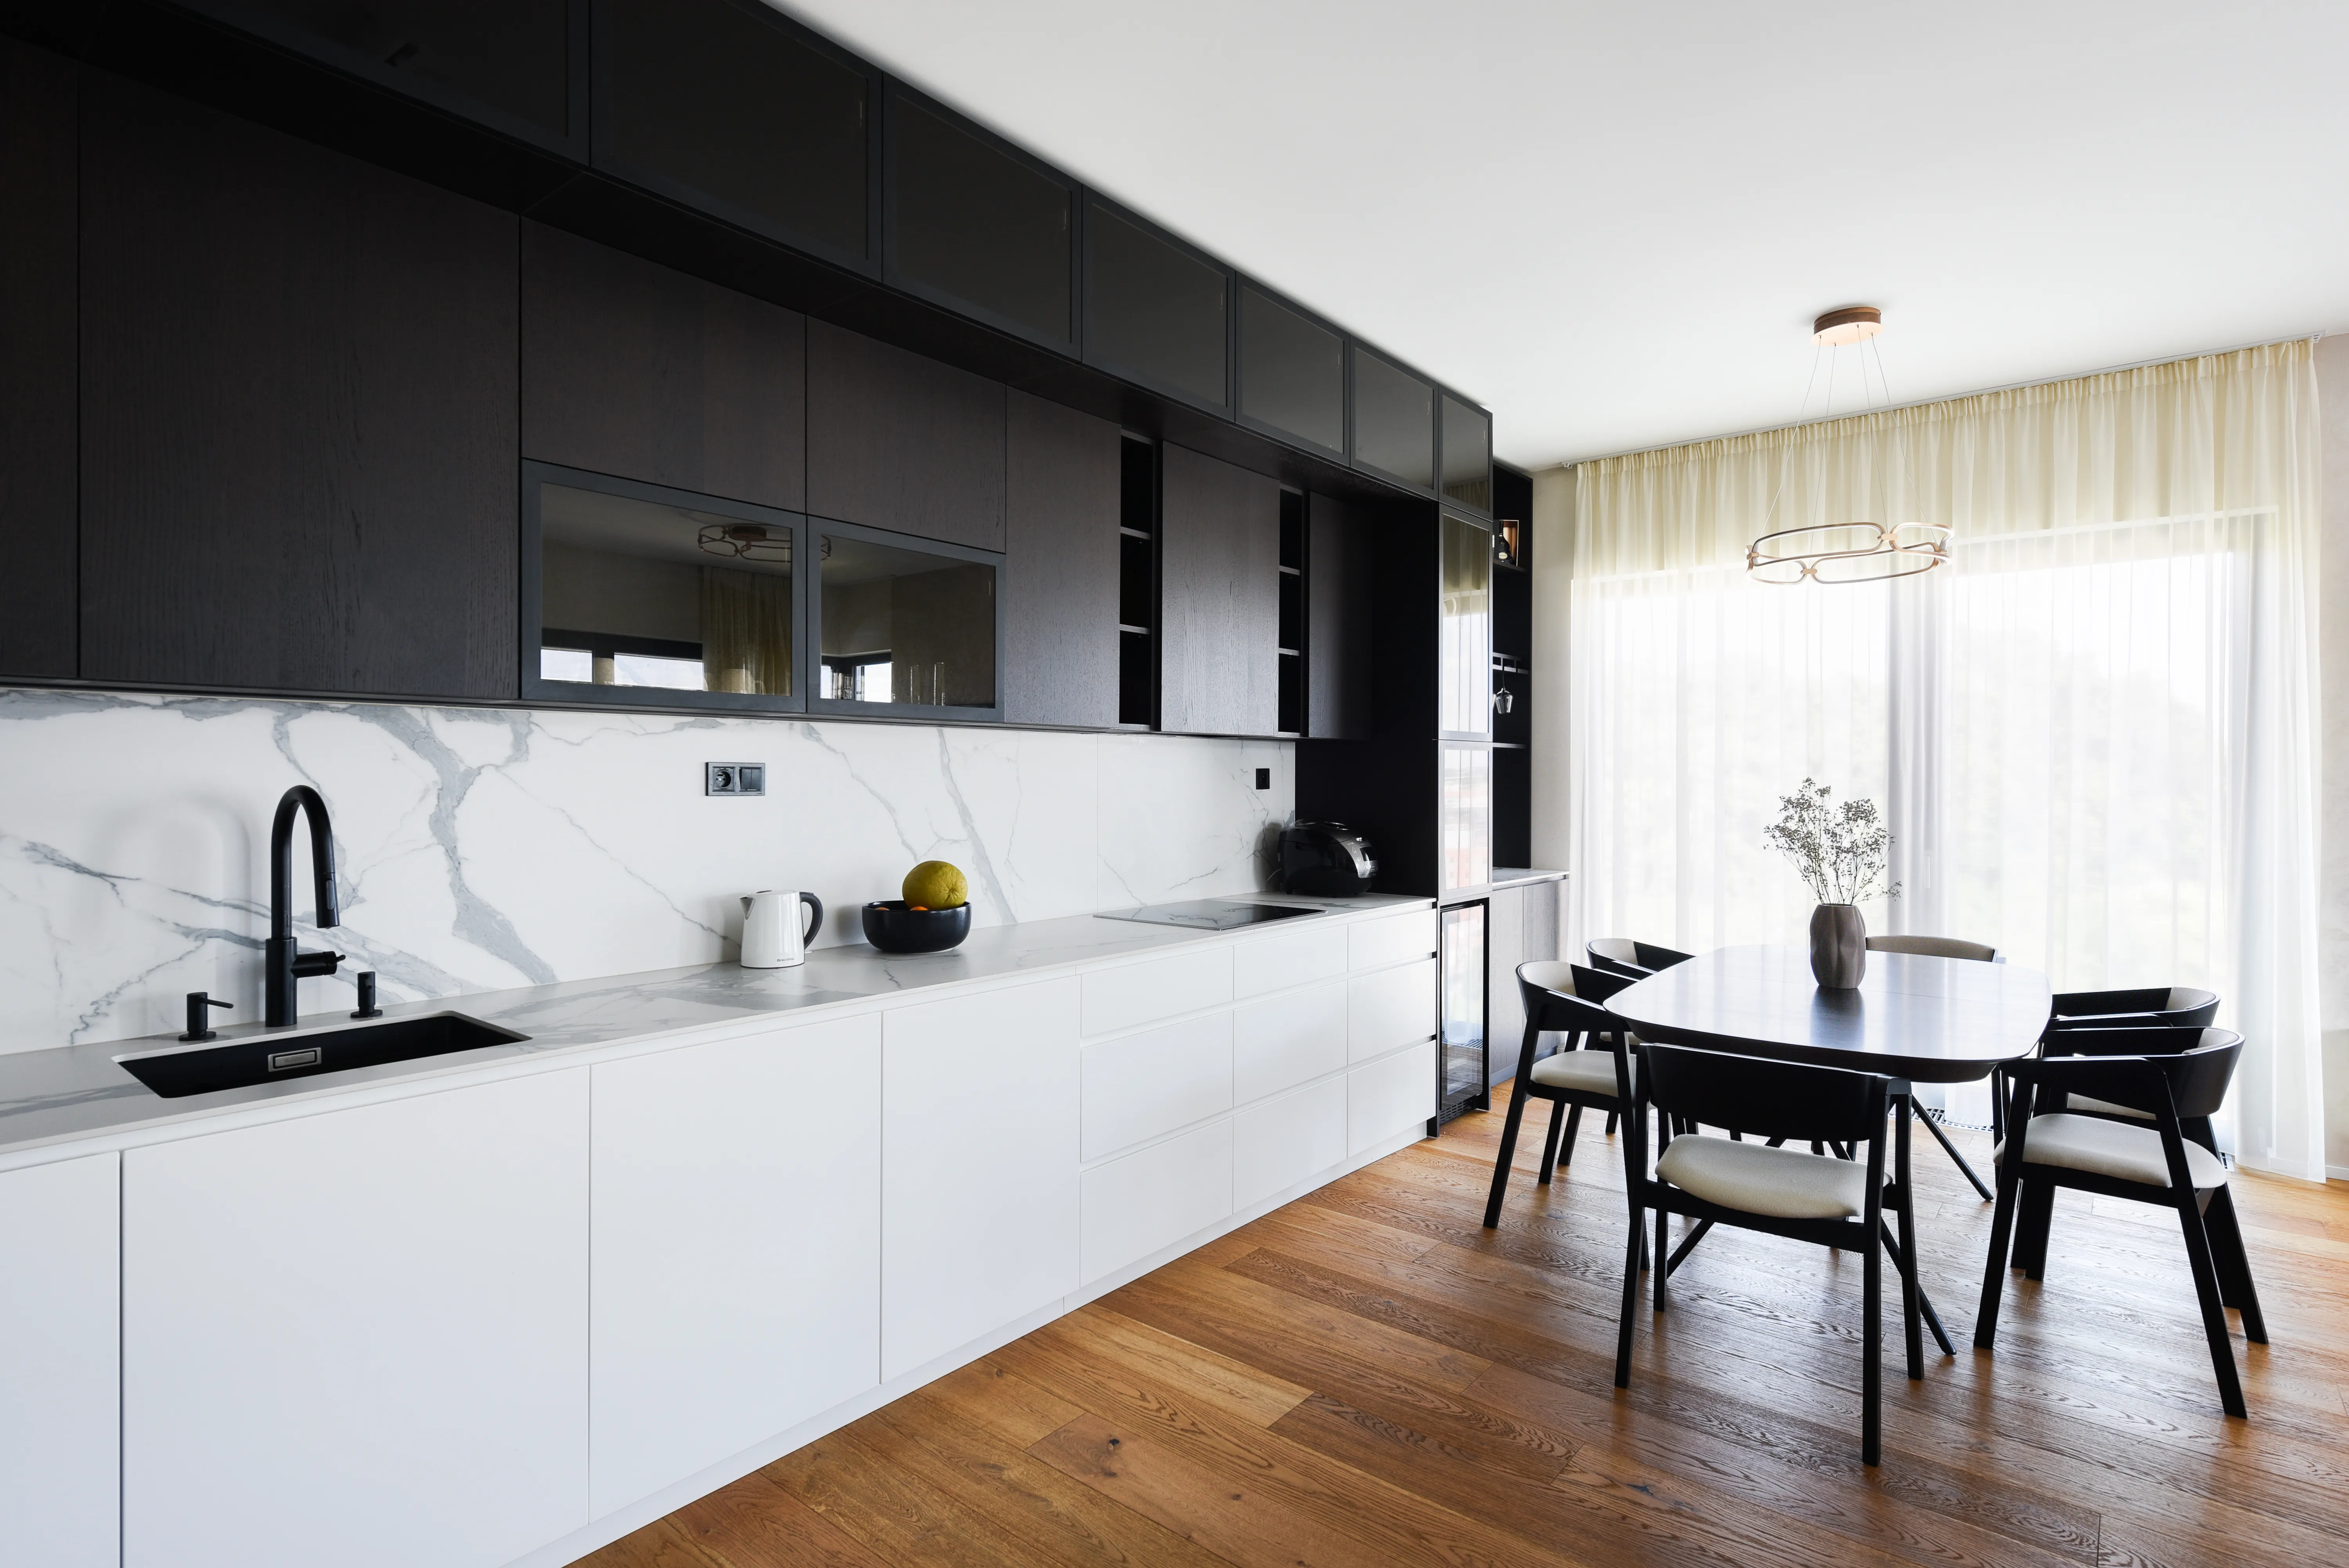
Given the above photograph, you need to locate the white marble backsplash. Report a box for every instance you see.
[0,689,1293,1055]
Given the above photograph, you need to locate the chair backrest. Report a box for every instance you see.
[2039,1028,2241,1120]
[1639,1043,1891,1146]
[1518,962,1614,1036]
[1568,962,1635,1004]
[1586,937,1642,967]
[2161,988,2221,1028]
[1865,934,1997,962]
[2049,985,2218,1029]
[1633,941,1694,970]
[1517,960,1575,998]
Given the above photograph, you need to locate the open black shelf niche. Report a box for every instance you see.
[1117,433,1157,727]
[1277,487,1304,734]
[1491,460,1534,869]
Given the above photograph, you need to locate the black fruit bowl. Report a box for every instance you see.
[862,899,971,954]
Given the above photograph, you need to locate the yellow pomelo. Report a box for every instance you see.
[902,860,969,910]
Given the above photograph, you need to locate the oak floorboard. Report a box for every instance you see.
[582,1080,2349,1568]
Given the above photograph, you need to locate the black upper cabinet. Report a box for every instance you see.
[0,38,76,679]
[188,0,585,154]
[1237,283,1344,458]
[1440,392,1491,514]
[806,321,1006,552]
[1158,444,1278,736]
[1003,389,1121,729]
[1352,346,1435,491]
[887,87,1074,350]
[1084,197,1228,410]
[522,222,806,510]
[596,0,875,268]
[79,75,520,700]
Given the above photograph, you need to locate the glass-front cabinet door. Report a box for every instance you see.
[524,464,804,712]
[813,523,1001,716]
[1438,513,1492,738]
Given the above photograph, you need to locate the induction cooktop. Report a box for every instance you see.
[1098,899,1328,931]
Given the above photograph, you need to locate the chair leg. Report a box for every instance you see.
[1615,1199,1643,1389]
[1896,1101,1923,1380]
[1481,1081,1534,1229]
[2173,1186,2248,1418]
[1653,1206,1671,1311]
[2203,1188,2267,1344]
[2014,1180,2056,1281]
[1862,1213,1883,1467]
[1975,1145,2024,1351]
[1990,1066,2006,1142]
[1604,1110,1619,1137]
[1540,1102,1580,1182]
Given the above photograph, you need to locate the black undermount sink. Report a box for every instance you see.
[116,1013,529,1099]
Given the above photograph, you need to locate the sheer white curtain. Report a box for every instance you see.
[1568,343,2325,1179]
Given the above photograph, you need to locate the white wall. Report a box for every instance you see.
[0,689,1292,1055]
[2317,332,2349,1178]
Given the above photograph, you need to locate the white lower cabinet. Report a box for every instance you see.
[0,1152,119,1568]
[589,1014,882,1517]
[1081,1118,1234,1284]
[882,978,1080,1380]
[1350,1040,1437,1153]
[1233,980,1348,1103]
[1081,1011,1233,1161]
[1349,957,1438,1062]
[122,1071,591,1568]
[1234,1075,1348,1210]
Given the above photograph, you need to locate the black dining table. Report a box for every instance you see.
[1604,943,2053,1361]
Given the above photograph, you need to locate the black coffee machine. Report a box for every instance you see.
[1278,822,1378,896]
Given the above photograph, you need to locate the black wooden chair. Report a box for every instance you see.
[1866,934,1999,962]
[1617,1042,1920,1465]
[1482,963,1640,1229]
[1586,937,1692,979]
[1974,1026,2262,1418]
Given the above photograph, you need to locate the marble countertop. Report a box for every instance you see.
[0,893,1429,1164]
[1490,867,1569,888]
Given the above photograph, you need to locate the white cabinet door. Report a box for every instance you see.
[0,1153,119,1568]
[1233,921,1348,999]
[1349,958,1439,1063]
[1234,1077,1348,1211]
[1080,1119,1233,1285]
[590,1014,882,1517]
[1350,908,1438,971]
[882,978,1079,1380]
[1233,980,1348,1103]
[1081,947,1233,1037]
[124,1072,590,1568]
[1081,1011,1232,1161]
[1351,1041,1437,1154]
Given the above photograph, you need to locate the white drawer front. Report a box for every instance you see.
[1080,1119,1234,1285]
[1234,1077,1348,1211]
[1233,921,1350,999]
[1349,958,1438,1064]
[1349,908,1438,972]
[1233,982,1348,1104]
[1350,1041,1435,1154]
[1081,1012,1235,1162]
[1082,946,1235,1038]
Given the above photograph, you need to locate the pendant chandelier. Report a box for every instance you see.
[1746,306,1951,586]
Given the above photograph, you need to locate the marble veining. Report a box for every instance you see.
[0,688,1293,1056]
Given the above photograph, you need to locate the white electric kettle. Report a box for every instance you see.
[740,890,824,968]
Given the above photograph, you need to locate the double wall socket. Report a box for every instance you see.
[705,763,766,796]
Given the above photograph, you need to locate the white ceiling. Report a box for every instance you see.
[774,0,2349,469]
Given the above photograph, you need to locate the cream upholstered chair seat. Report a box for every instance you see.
[1997,1112,2227,1190]
[1866,934,1998,962]
[1653,1133,1869,1220]
[1530,1050,1631,1097]
[2064,1093,2154,1122]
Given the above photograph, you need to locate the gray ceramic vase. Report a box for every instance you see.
[1810,902,1867,989]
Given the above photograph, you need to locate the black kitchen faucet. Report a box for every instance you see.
[265,785,344,1026]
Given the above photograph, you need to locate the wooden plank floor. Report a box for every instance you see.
[581,1083,2349,1568]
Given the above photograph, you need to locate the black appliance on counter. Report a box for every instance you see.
[1279,823,1378,896]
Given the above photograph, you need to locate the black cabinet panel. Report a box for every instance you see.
[1353,346,1434,490]
[1238,284,1343,456]
[889,89,1073,348]
[1084,198,1227,409]
[599,0,870,263]
[1159,444,1277,736]
[1441,391,1490,513]
[0,38,77,679]
[522,222,805,510]
[80,76,519,698]
[1002,390,1120,728]
[198,0,578,148]
[807,321,1005,551]
[1307,494,1372,740]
